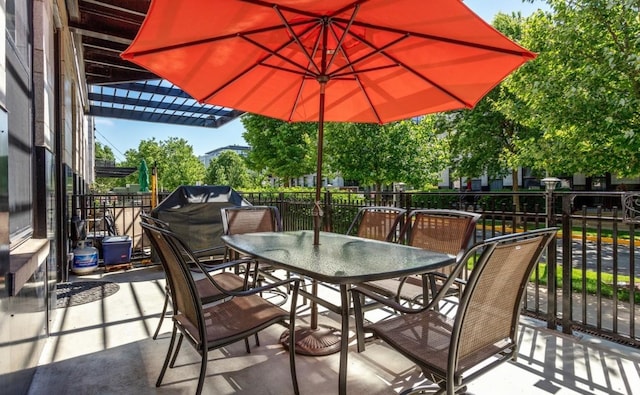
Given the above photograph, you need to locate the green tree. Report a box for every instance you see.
[325,117,447,191]
[95,141,115,163]
[204,150,255,188]
[506,0,640,176]
[439,88,538,191]
[436,12,541,215]
[121,137,205,191]
[241,114,316,186]
[92,142,119,193]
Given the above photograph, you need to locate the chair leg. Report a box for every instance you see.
[289,282,300,395]
[156,325,177,387]
[153,292,170,340]
[353,293,366,353]
[169,334,184,368]
[196,348,207,395]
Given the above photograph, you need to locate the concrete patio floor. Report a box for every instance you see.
[28,265,640,395]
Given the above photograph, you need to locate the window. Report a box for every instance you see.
[6,0,34,244]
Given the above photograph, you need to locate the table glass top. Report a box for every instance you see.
[221,230,454,284]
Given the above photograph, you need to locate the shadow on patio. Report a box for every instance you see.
[27,266,640,395]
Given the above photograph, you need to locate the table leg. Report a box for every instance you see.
[339,284,349,395]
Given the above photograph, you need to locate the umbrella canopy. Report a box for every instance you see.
[122,0,536,244]
[139,159,150,192]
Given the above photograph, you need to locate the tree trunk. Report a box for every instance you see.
[512,169,521,228]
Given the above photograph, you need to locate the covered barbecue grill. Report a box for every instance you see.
[151,185,250,255]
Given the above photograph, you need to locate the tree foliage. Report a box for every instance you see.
[437,12,541,191]
[204,150,256,188]
[92,142,119,193]
[439,89,537,185]
[121,137,205,191]
[507,0,640,176]
[241,114,316,185]
[95,141,115,162]
[325,117,447,190]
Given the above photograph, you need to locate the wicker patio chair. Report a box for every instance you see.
[141,221,300,395]
[140,213,248,340]
[345,206,407,242]
[220,206,289,289]
[352,228,558,395]
[360,209,481,304]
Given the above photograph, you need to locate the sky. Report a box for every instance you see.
[95,0,548,162]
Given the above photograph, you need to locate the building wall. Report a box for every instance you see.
[1,0,90,392]
[1,1,48,393]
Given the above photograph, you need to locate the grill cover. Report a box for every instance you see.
[152,185,250,252]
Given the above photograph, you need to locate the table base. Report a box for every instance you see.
[280,325,342,356]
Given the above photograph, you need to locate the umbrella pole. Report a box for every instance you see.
[311,80,327,331]
[312,81,326,247]
[280,84,341,354]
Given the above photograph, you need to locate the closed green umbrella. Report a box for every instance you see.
[138,159,150,192]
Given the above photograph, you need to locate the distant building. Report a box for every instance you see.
[199,145,250,167]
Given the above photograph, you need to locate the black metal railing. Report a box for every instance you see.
[70,189,640,347]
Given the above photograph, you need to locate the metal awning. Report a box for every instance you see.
[89,81,244,128]
[66,0,243,127]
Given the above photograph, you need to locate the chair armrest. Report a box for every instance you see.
[221,277,301,298]
[193,244,226,257]
[189,256,254,274]
[351,286,428,315]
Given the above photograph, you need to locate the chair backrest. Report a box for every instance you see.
[448,228,557,370]
[220,206,283,235]
[400,209,481,263]
[346,206,407,242]
[141,212,174,268]
[140,212,170,229]
[140,221,205,343]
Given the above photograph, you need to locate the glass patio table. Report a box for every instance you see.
[221,230,455,395]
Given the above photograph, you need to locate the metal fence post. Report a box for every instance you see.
[542,177,560,330]
[561,194,574,334]
[324,190,332,232]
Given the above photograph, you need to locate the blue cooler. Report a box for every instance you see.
[102,235,132,265]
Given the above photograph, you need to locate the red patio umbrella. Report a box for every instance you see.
[122,0,536,245]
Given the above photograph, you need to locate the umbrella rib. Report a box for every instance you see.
[340,26,473,107]
[260,63,314,78]
[241,35,319,77]
[287,21,327,122]
[325,3,360,72]
[329,33,409,77]
[288,75,308,122]
[122,23,305,58]
[242,0,335,20]
[328,27,382,123]
[273,5,321,75]
[200,22,320,102]
[335,18,535,58]
[332,64,400,79]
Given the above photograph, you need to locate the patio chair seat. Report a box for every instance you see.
[195,272,245,304]
[367,307,514,376]
[353,228,558,395]
[141,213,250,340]
[176,293,290,344]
